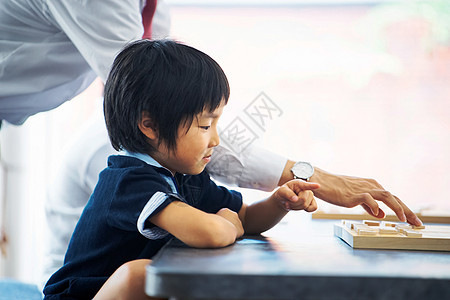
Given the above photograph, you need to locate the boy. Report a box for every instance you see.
[43,39,320,299]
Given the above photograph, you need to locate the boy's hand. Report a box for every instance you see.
[216,208,244,238]
[275,180,321,212]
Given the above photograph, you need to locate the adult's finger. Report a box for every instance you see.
[369,189,406,222]
[354,193,380,216]
[361,203,386,219]
[395,196,422,226]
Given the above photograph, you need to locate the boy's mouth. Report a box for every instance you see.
[202,153,212,163]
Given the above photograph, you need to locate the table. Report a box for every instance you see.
[145,214,450,299]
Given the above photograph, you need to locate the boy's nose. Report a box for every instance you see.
[209,128,220,147]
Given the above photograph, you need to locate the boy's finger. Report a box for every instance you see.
[304,198,318,212]
[300,191,316,212]
[287,180,320,193]
[277,186,299,203]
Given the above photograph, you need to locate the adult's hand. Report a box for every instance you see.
[310,167,422,226]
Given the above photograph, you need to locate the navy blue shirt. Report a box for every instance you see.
[44,154,242,299]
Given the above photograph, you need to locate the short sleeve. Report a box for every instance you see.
[137,192,184,240]
[105,158,175,238]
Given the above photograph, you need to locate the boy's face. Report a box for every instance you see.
[153,101,225,175]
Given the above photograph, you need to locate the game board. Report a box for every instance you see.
[313,207,450,224]
[334,220,450,251]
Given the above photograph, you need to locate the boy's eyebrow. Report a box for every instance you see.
[201,111,221,118]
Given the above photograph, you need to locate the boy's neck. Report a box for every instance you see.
[121,150,176,176]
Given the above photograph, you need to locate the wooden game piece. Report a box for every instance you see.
[347,222,366,231]
[343,220,360,230]
[357,229,378,236]
[378,227,398,234]
[363,220,380,226]
[382,221,397,227]
[353,224,370,232]
[396,224,412,230]
[412,225,426,229]
[404,230,422,237]
[397,228,409,235]
[354,224,378,235]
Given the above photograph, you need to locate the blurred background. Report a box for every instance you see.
[1,0,449,286]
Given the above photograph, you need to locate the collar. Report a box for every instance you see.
[119,150,175,178]
[120,150,164,168]
[120,150,189,178]
[119,150,179,193]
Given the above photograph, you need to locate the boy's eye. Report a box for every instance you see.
[200,126,210,130]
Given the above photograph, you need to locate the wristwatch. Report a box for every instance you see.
[291,161,314,181]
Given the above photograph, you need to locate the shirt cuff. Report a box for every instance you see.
[137,191,171,240]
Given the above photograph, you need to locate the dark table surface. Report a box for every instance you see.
[146,214,450,300]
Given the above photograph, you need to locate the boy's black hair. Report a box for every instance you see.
[104,39,230,153]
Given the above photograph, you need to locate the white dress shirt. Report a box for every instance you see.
[0,0,149,124]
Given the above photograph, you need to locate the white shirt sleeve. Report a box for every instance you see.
[137,192,171,240]
[206,144,287,192]
[46,0,145,82]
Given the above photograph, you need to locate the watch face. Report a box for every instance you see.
[292,162,314,180]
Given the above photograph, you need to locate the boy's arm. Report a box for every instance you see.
[149,201,243,248]
[239,180,320,235]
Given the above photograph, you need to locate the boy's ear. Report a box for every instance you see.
[138,112,158,140]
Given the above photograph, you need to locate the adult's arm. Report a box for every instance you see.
[207,144,421,226]
[279,160,423,226]
[206,144,287,192]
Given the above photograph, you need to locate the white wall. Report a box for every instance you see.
[1,119,47,282]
